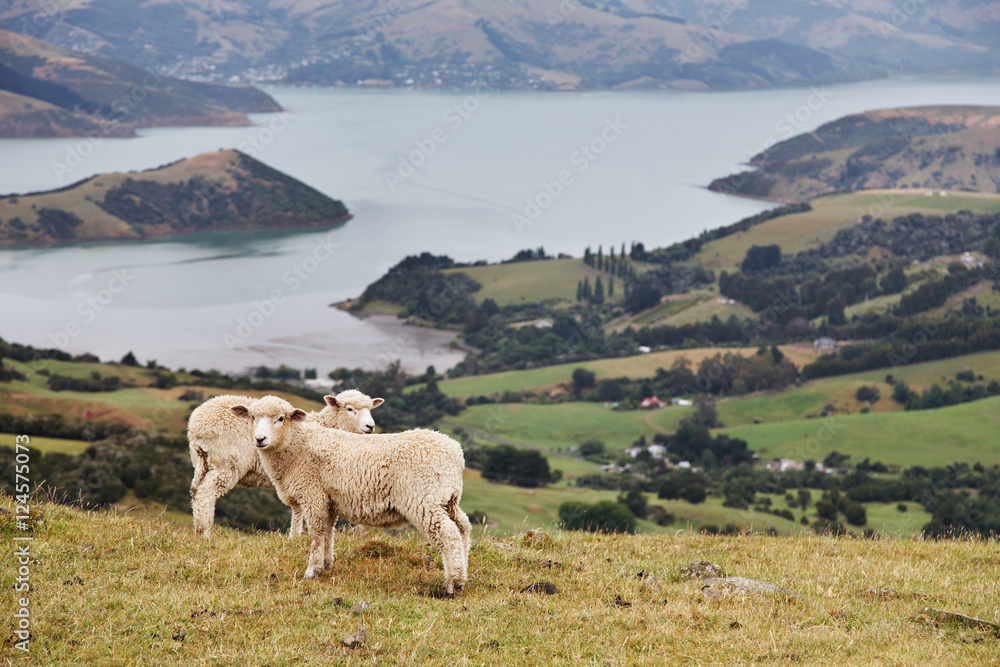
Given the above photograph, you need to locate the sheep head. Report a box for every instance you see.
[319,388,384,434]
[231,395,307,450]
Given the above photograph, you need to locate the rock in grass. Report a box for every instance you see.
[524,529,551,545]
[911,607,1000,634]
[341,628,368,649]
[350,600,371,614]
[700,577,805,600]
[521,582,557,595]
[678,560,725,580]
[641,574,661,593]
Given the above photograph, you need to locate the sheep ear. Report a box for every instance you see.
[290,409,308,422]
[371,398,384,408]
[231,406,250,420]
[324,395,340,408]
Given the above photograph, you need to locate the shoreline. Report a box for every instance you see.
[0,215,353,250]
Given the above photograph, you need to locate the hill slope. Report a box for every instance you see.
[0,150,350,245]
[0,29,280,137]
[2,0,998,90]
[2,499,998,664]
[709,106,1000,202]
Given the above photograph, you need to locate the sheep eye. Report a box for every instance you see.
[347,407,354,412]
[277,416,284,423]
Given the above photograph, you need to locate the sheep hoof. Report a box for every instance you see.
[304,568,317,579]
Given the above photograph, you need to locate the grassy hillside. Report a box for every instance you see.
[0,150,349,245]
[3,498,997,665]
[710,106,1000,202]
[697,189,1000,271]
[0,355,325,434]
[0,29,279,138]
[442,258,622,307]
[430,346,787,399]
[722,395,1000,468]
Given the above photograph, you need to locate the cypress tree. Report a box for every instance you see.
[594,276,604,304]
[608,277,614,297]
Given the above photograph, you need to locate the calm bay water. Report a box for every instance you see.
[1,75,998,375]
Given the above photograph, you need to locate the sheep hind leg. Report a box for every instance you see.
[191,467,238,539]
[447,497,472,577]
[189,442,209,503]
[417,506,468,596]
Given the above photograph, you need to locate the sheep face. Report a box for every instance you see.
[322,390,384,434]
[231,398,307,450]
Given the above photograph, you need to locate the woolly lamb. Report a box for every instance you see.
[188,389,383,538]
[231,395,471,596]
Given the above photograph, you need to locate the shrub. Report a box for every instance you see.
[481,444,551,487]
[855,385,880,402]
[558,500,636,534]
[681,483,707,504]
[616,489,648,519]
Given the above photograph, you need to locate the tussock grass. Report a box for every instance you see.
[3,499,999,665]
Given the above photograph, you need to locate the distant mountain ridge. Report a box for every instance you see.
[0,29,280,137]
[709,106,1000,202]
[0,150,350,246]
[0,0,997,90]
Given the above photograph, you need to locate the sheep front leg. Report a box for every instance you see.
[324,512,337,567]
[289,506,304,537]
[302,506,331,579]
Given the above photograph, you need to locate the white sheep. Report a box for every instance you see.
[231,395,471,596]
[188,389,383,538]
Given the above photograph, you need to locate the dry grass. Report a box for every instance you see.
[3,498,999,665]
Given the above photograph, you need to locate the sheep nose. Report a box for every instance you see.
[256,436,266,445]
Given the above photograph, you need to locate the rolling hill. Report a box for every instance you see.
[0,29,280,137]
[0,149,350,245]
[709,106,1000,202]
[1,0,997,90]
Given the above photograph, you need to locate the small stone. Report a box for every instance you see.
[699,577,805,600]
[493,541,513,552]
[911,607,1000,634]
[866,587,898,598]
[350,600,371,614]
[521,582,557,595]
[641,574,660,593]
[524,529,551,545]
[678,560,725,580]
[341,628,368,649]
